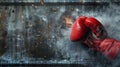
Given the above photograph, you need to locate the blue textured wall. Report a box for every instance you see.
[0,1,120,67]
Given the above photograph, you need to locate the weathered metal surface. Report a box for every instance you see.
[0,0,119,3]
[0,1,120,67]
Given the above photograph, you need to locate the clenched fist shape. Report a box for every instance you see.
[70,16,120,60]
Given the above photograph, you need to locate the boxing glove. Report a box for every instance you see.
[84,17,120,59]
[70,16,120,60]
[70,16,107,50]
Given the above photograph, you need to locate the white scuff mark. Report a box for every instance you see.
[34,14,48,23]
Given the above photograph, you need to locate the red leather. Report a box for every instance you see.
[70,16,87,41]
[99,38,120,59]
[84,17,108,39]
[70,16,120,60]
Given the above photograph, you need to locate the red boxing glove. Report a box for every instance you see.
[70,16,120,60]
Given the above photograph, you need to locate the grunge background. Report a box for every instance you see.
[0,0,120,67]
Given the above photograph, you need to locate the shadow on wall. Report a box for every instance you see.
[0,10,7,56]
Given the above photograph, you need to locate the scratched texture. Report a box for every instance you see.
[0,1,120,67]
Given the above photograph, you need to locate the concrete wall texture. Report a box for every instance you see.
[0,1,120,67]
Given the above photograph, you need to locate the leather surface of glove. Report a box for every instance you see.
[99,38,120,59]
[70,16,88,41]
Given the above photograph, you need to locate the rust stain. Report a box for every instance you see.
[40,0,44,5]
[63,16,73,28]
[0,11,7,21]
